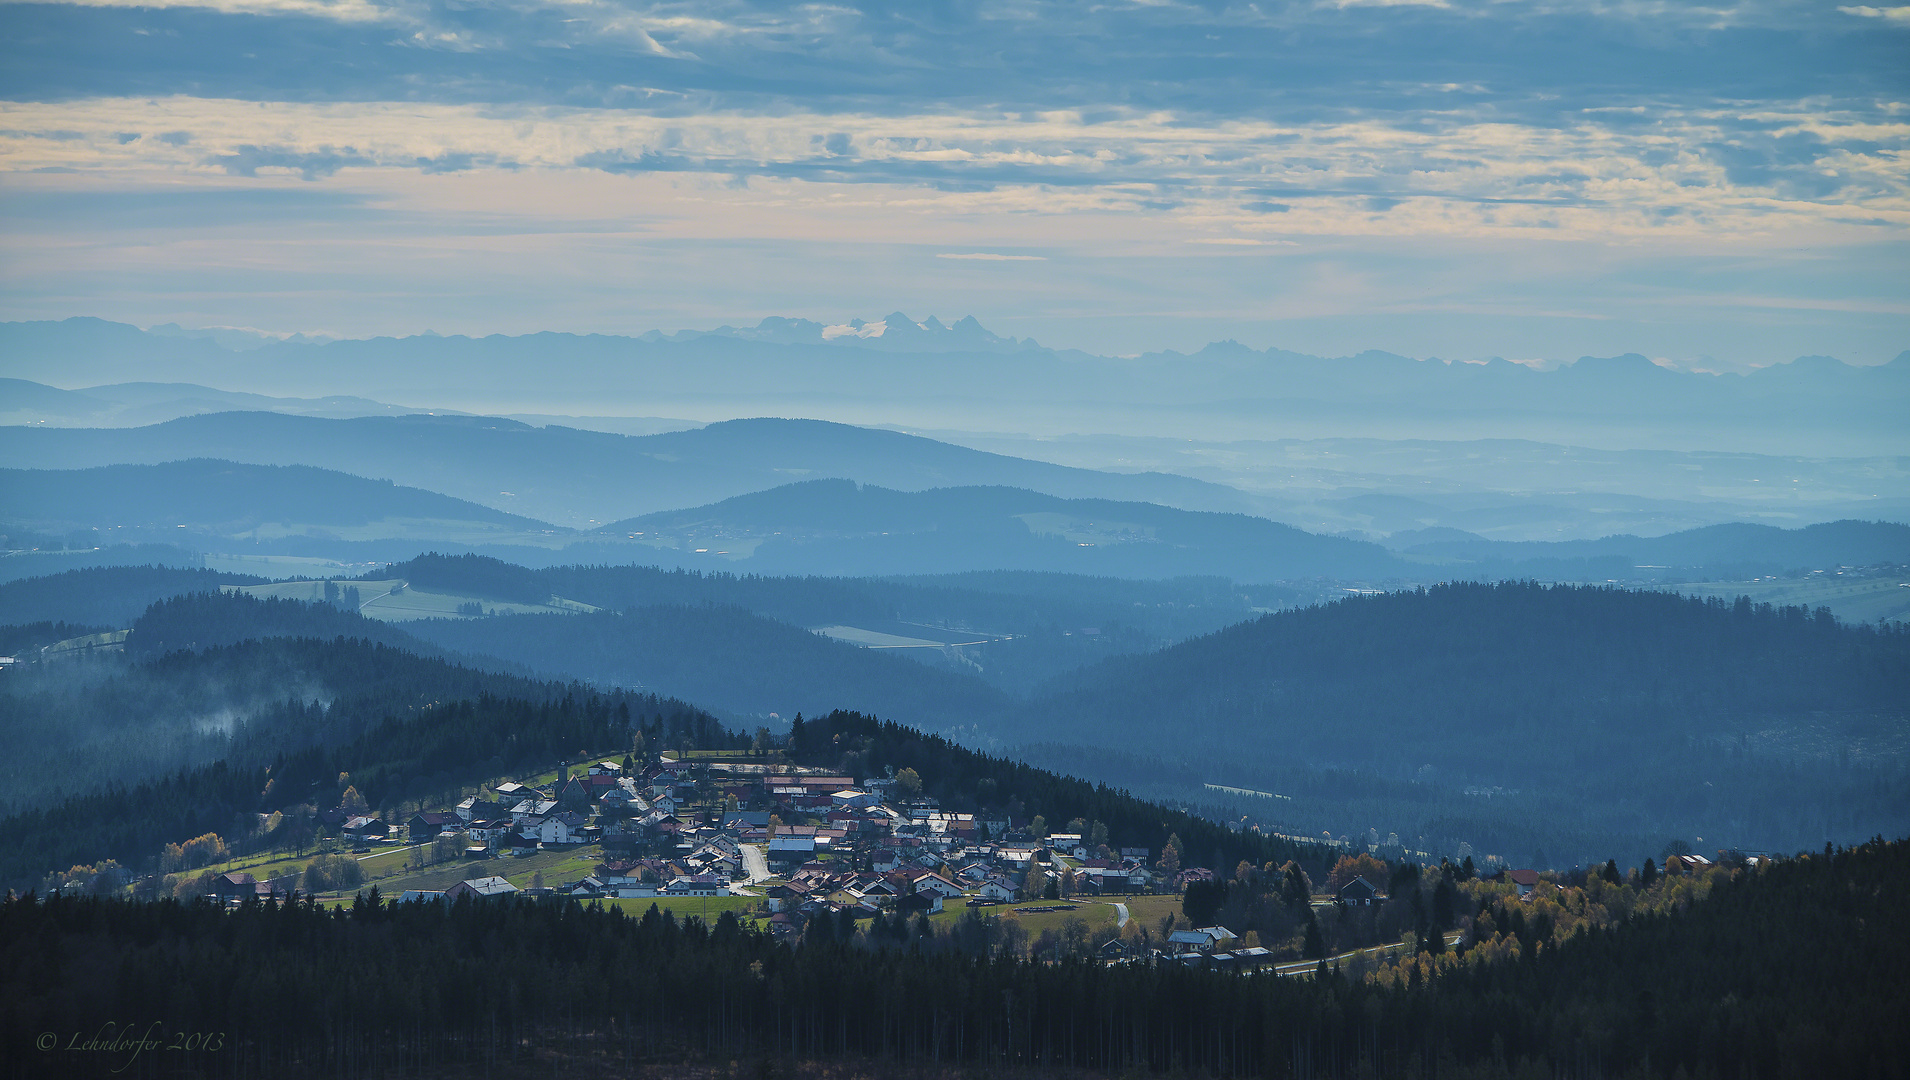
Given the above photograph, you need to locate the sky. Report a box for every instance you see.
[0,0,1906,365]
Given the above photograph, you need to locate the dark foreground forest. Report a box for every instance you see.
[5,837,1905,1080]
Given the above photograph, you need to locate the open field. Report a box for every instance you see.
[596,895,763,920]
[223,579,597,621]
[811,625,952,649]
[1666,572,1910,626]
[930,898,1131,937]
[188,833,614,894]
[43,628,129,655]
[1116,893,1185,930]
[288,843,617,899]
[202,553,372,578]
[811,620,1009,649]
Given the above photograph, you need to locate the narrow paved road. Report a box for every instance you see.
[740,843,770,884]
[357,843,424,862]
[1270,931,1464,977]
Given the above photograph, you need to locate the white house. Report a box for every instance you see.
[910,873,966,901]
[533,811,588,845]
[978,875,1019,902]
[1508,868,1543,900]
[664,875,725,896]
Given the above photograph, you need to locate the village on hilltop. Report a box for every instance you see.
[187,749,1347,966]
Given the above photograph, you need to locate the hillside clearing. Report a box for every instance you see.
[223,579,596,621]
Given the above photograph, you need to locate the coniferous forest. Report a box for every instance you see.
[4,838,1905,1080]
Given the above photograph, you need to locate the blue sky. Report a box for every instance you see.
[0,0,1905,365]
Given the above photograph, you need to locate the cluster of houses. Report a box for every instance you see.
[170,754,1604,976]
[349,756,1183,937]
[1158,924,1277,969]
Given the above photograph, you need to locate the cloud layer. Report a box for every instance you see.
[0,0,1904,362]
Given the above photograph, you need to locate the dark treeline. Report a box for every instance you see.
[387,552,1258,648]
[1032,582,1910,741]
[1019,582,1910,865]
[0,459,548,538]
[790,710,1324,881]
[126,592,466,661]
[5,838,1905,1080]
[0,621,105,655]
[0,565,266,627]
[407,607,1012,730]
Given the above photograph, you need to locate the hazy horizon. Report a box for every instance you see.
[4,0,1907,365]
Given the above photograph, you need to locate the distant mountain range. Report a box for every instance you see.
[0,456,1407,580]
[0,376,445,429]
[1392,520,1910,574]
[0,411,1271,528]
[0,459,554,552]
[7,404,1902,547]
[4,454,1905,583]
[4,316,1904,453]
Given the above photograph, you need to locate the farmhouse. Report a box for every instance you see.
[407,811,460,841]
[1338,877,1383,906]
[445,876,519,901]
[1507,868,1545,900]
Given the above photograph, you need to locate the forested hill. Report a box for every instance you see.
[0,565,267,627]
[0,593,541,814]
[1,560,1220,724]
[1025,581,1909,757]
[1399,517,1910,576]
[1,459,556,535]
[376,553,1277,701]
[383,552,1268,643]
[595,480,1409,581]
[404,607,1011,731]
[123,590,511,666]
[0,654,711,890]
[1013,582,1910,863]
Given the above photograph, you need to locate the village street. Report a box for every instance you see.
[740,843,770,884]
